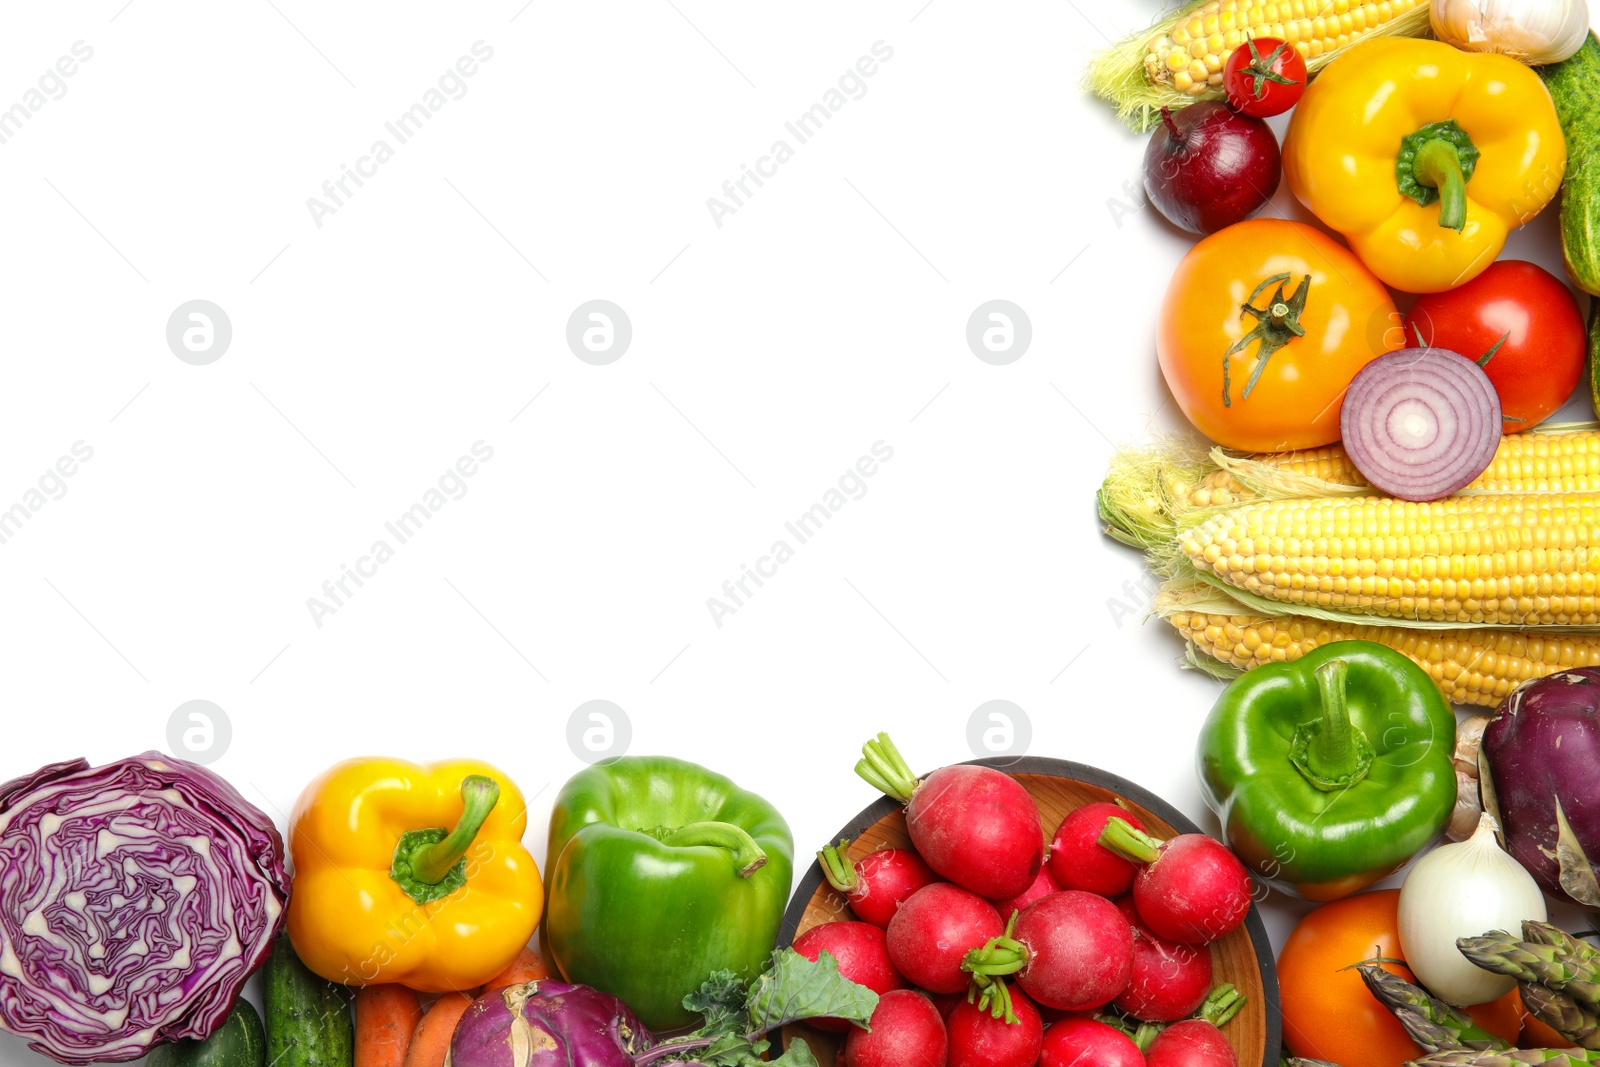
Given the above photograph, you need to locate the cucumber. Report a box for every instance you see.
[1539,32,1600,297]
[146,1000,266,1067]
[1590,301,1600,420]
[265,936,354,1067]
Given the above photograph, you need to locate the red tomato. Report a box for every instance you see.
[1404,261,1586,431]
[1223,37,1306,117]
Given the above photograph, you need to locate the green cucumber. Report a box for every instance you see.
[146,1000,266,1067]
[1539,32,1600,297]
[265,936,354,1067]
[1590,300,1600,420]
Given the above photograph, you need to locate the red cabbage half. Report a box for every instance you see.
[0,753,290,1064]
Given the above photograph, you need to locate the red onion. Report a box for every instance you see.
[1338,347,1501,502]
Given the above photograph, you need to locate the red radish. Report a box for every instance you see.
[1113,897,1213,1022]
[1099,818,1252,945]
[886,883,1004,994]
[962,891,1133,1016]
[819,839,940,928]
[1144,1019,1237,1067]
[990,863,1059,920]
[946,986,1042,1067]
[844,989,948,1067]
[1050,802,1146,896]
[1038,1019,1146,1067]
[856,734,1044,900]
[792,922,908,1032]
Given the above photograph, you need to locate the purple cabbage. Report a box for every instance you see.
[448,981,654,1067]
[1482,670,1600,907]
[0,752,290,1064]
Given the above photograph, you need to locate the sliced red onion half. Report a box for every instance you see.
[1339,346,1501,502]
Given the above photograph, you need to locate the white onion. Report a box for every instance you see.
[1339,347,1501,502]
[1398,813,1548,1006]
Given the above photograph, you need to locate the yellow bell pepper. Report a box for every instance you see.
[1284,38,1566,294]
[285,758,542,992]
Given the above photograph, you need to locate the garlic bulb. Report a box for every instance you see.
[1448,715,1490,842]
[1398,813,1549,1006]
[1430,0,1591,65]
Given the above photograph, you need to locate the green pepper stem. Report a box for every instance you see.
[855,732,920,803]
[407,775,500,886]
[1307,660,1359,781]
[1098,816,1163,866]
[818,839,857,893]
[657,821,768,877]
[1412,137,1469,232]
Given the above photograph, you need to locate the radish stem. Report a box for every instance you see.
[855,733,920,802]
[1099,817,1163,866]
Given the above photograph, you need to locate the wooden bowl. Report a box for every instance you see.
[776,756,1280,1065]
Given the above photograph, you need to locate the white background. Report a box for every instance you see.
[0,3,1596,1063]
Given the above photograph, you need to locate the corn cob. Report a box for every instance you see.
[1175,491,1600,627]
[1098,427,1600,553]
[1161,589,1600,707]
[1085,0,1429,130]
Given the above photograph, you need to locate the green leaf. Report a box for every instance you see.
[691,1033,770,1066]
[745,949,879,1034]
[684,970,749,1039]
[767,1039,821,1066]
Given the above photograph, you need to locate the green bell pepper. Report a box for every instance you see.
[544,755,794,1031]
[1196,640,1456,902]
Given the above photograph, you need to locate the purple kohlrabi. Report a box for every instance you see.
[448,981,655,1067]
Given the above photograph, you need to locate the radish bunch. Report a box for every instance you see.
[807,737,1257,1067]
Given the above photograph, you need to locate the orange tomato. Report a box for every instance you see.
[1278,890,1417,1067]
[1279,890,1524,1065]
[1470,987,1525,1047]
[1157,218,1402,452]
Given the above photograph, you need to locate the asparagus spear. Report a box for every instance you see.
[1524,922,1600,965]
[1406,1052,1600,1066]
[1356,963,1509,1053]
[1457,935,1600,1010]
[1520,980,1600,1050]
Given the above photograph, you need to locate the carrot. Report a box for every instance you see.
[402,992,473,1067]
[482,946,552,991]
[355,985,423,1067]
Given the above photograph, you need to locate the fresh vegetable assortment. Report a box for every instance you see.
[1095,5,1600,1065]
[6,13,1600,1067]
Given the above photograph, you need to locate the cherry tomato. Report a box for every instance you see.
[1223,37,1306,118]
[1403,261,1586,431]
[1158,218,1401,451]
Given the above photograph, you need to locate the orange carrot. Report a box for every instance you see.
[402,992,473,1067]
[355,985,423,1067]
[482,946,552,991]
